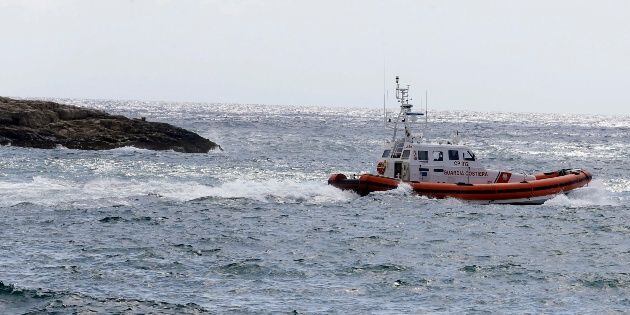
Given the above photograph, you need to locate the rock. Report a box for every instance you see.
[0,97,219,153]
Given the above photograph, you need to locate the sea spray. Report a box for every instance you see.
[544,180,619,207]
[0,177,356,207]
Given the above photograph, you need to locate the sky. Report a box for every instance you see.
[1,0,629,114]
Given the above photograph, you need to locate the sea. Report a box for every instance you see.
[0,99,629,314]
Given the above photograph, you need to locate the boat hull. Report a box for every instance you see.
[328,170,592,205]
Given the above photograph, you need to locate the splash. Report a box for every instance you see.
[185,179,357,204]
[372,182,414,196]
[0,176,356,208]
[544,180,619,207]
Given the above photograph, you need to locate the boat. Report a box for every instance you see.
[328,76,592,205]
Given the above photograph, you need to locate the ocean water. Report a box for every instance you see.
[1,99,629,314]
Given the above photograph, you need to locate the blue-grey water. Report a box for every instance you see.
[1,100,629,314]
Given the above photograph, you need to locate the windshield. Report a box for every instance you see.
[463,150,476,161]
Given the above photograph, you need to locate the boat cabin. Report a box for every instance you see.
[377,140,534,184]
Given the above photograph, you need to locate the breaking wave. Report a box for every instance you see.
[189,178,357,203]
[544,180,619,207]
[0,176,356,208]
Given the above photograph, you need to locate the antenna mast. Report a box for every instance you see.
[425,89,428,135]
[388,76,426,144]
[383,59,386,129]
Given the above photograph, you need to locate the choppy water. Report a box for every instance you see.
[1,99,629,314]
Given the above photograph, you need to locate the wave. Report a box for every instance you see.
[577,273,630,289]
[103,146,223,153]
[189,178,357,203]
[0,281,208,314]
[217,259,306,278]
[1,175,619,208]
[0,176,357,208]
[544,180,620,207]
[605,178,630,193]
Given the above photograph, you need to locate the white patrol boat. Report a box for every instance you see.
[328,76,592,205]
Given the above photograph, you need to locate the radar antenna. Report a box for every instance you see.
[390,76,424,143]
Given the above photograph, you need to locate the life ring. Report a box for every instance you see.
[376,160,387,175]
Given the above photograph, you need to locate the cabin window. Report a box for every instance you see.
[418,150,428,161]
[382,150,391,158]
[391,142,404,158]
[433,151,443,161]
[401,150,410,159]
[448,150,459,160]
[463,150,476,161]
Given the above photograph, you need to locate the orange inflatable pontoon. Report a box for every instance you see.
[329,169,592,205]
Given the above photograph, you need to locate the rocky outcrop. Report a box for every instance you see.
[0,97,219,153]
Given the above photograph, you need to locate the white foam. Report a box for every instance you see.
[605,178,630,193]
[162,179,357,204]
[105,146,159,153]
[0,176,357,208]
[371,182,414,197]
[390,182,414,195]
[544,180,619,207]
[0,177,142,208]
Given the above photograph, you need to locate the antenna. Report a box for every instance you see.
[425,89,428,135]
[383,58,386,129]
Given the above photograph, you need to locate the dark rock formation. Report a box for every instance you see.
[0,97,219,153]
